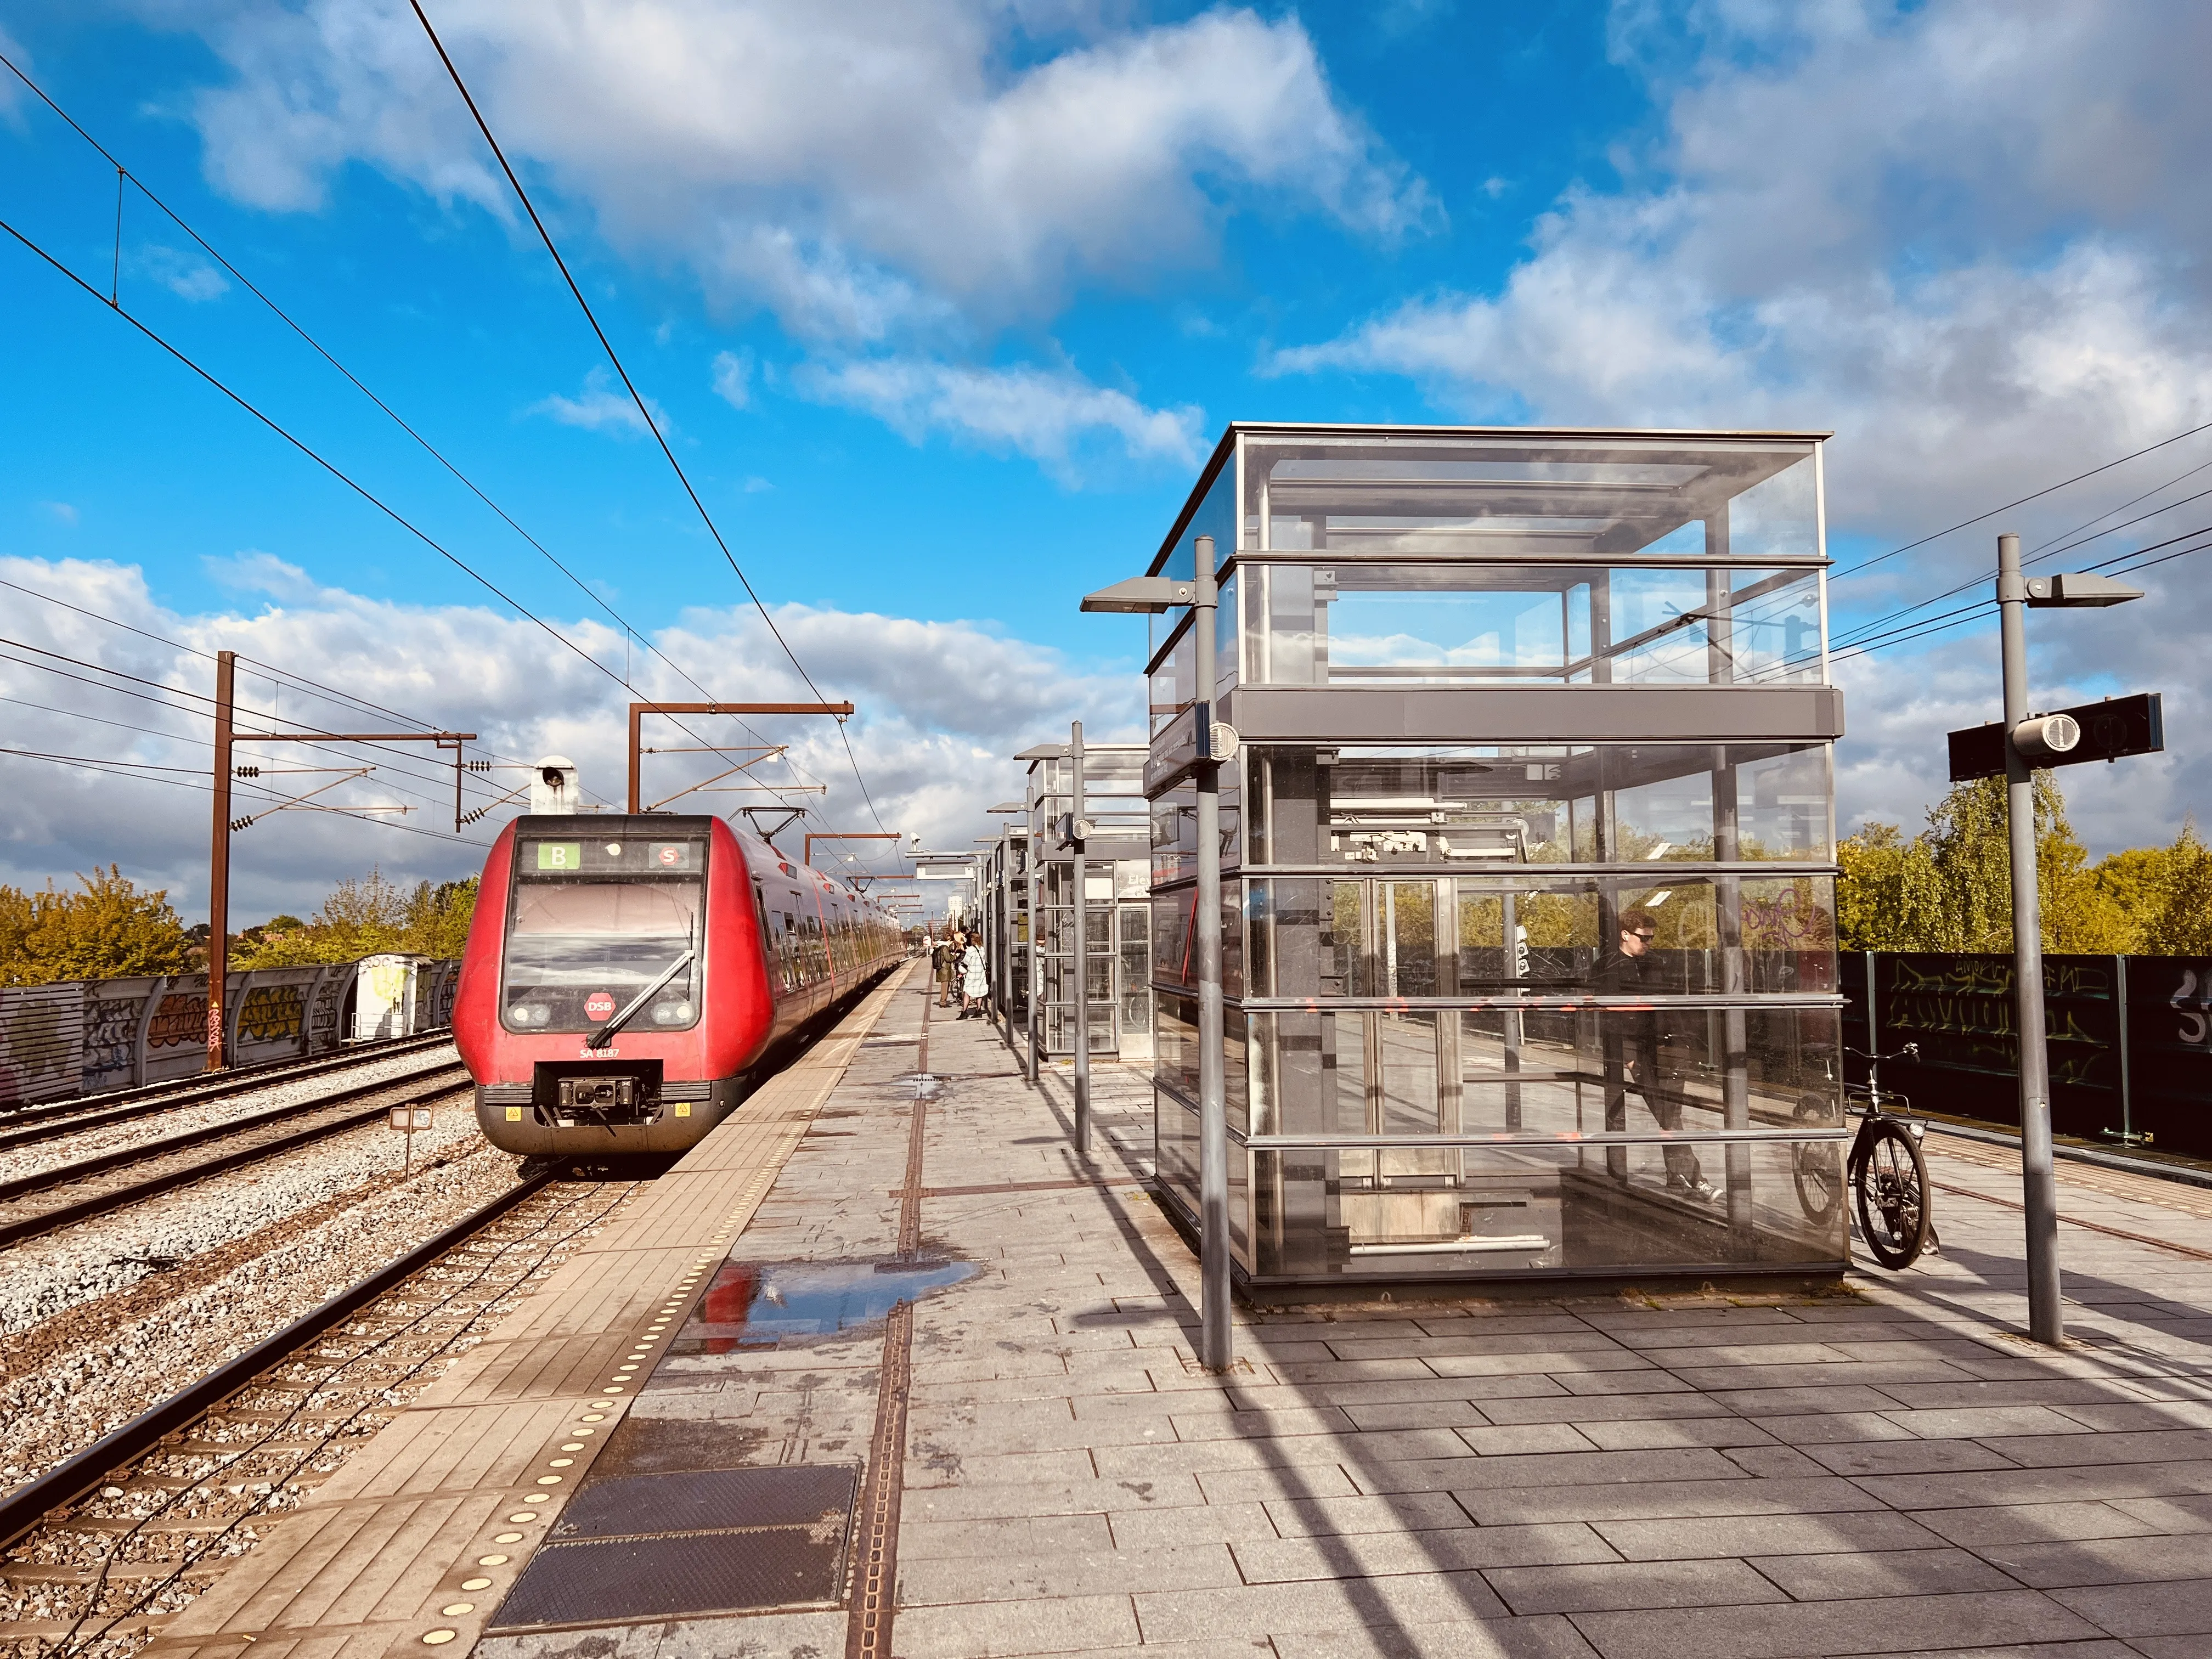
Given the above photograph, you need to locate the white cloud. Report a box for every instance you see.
[173,1,1431,336]
[42,503,78,526]
[133,244,229,302]
[201,550,332,601]
[0,26,35,125]
[1274,2,2212,541]
[1267,0,2212,842]
[527,367,668,437]
[709,348,751,410]
[796,357,1204,482]
[0,556,1134,920]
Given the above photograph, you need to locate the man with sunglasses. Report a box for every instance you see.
[1595,907,1717,1203]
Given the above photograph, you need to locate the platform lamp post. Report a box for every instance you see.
[988,805,1027,1054]
[1081,537,1230,1373]
[1996,534,2142,1347]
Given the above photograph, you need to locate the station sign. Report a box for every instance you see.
[1948,691,2163,782]
[388,1105,433,1130]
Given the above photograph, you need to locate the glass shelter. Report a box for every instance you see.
[1021,742,1155,1064]
[1145,425,1848,1287]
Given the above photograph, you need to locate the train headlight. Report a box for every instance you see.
[651,1000,694,1024]
[512,1004,549,1026]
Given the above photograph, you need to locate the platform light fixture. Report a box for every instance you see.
[1080,536,1232,1373]
[1993,538,2147,1348]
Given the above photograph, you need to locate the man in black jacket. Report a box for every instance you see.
[1594,907,1716,1202]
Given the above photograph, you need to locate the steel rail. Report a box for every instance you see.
[0,1060,468,1204]
[0,1030,455,1144]
[0,1170,555,1551]
[0,1075,471,1249]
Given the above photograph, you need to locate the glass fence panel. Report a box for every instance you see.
[1244,1139,1848,1278]
[1249,875,1837,1000]
[1249,1006,1842,1144]
[1238,563,1820,689]
[1238,435,1819,564]
[1245,743,1833,867]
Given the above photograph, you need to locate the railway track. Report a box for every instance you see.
[0,1033,457,1155]
[0,1176,637,1651]
[0,1063,471,1250]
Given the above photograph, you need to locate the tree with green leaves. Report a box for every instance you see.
[1839,775,2207,955]
[232,870,478,968]
[0,866,192,985]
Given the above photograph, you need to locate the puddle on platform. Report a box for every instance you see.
[671,1258,977,1353]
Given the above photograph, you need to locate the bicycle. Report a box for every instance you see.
[1793,1042,1937,1270]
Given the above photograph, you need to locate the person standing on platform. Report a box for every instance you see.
[934,932,960,1007]
[1594,907,1714,1202]
[958,934,988,1019]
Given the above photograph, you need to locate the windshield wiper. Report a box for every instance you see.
[586,950,696,1051]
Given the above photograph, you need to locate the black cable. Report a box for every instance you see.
[1830,481,2212,654]
[1831,416,2212,582]
[0,211,792,817]
[0,744,479,843]
[0,636,494,811]
[0,574,582,807]
[0,48,838,822]
[405,2,889,836]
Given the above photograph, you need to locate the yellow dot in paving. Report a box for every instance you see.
[617,1364,638,1373]
[421,1633,456,1646]
[505,1514,535,1525]
[573,1427,596,1436]
[523,1495,549,1505]
[549,1458,574,1468]
[535,1476,562,1486]
[581,1414,605,1423]
[602,1386,625,1395]
[478,1555,510,1565]
[441,1604,474,1617]
[561,1443,583,1452]
[461,1577,493,1590]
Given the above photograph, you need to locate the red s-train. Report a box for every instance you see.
[454,813,902,1156]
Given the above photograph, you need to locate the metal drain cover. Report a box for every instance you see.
[490,1528,846,1628]
[489,1463,859,1631]
[552,1464,857,1541]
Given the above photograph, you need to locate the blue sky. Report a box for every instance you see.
[4,2,2212,918]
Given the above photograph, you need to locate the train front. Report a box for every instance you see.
[454,814,772,1157]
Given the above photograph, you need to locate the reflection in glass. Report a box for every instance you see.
[1241,563,1821,690]
[1245,744,1833,867]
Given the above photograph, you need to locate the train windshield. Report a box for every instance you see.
[502,834,706,1033]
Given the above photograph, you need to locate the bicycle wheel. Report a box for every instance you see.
[1853,1120,1933,1270]
[1792,1096,1843,1223]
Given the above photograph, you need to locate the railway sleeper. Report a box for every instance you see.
[3,1560,222,1585]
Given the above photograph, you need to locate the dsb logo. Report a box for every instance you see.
[585,990,617,1022]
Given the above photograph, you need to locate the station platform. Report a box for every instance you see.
[154,962,2212,1659]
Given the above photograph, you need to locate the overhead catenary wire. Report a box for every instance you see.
[0,50,836,815]
[0,743,482,844]
[0,57,834,815]
[0,213,849,829]
[1829,415,2212,583]
[0,635,493,814]
[0,635,513,843]
[404,1,892,841]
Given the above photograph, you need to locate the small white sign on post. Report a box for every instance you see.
[389,1103,433,1172]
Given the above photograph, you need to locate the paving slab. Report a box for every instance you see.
[315,974,2212,1659]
